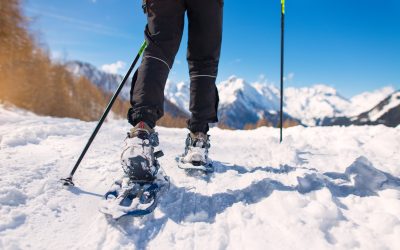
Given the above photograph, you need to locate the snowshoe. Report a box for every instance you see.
[99,122,170,220]
[177,132,214,174]
[99,172,169,220]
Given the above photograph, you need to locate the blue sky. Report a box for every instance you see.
[24,0,400,98]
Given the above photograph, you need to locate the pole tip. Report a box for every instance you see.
[60,177,75,187]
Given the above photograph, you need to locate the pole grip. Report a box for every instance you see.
[139,41,147,55]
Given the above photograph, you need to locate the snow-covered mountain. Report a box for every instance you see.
[284,85,398,126]
[252,81,280,110]
[164,80,190,115]
[165,77,398,128]
[219,76,279,113]
[283,85,351,126]
[66,61,129,100]
[65,60,397,128]
[347,86,396,116]
[323,90,400,127]
[217,76,298,128]
[164,76,399,128]
[164,77,289,128]
[1,105,400,249]
[366,90,400,124]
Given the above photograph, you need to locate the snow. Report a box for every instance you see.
[1,105,400,249]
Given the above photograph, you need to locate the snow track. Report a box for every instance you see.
[1,106,399,249]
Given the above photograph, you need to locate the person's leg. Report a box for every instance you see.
[128,0,186,128]
[185,0,223,133]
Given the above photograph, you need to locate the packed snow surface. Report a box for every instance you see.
[1,105,400,250]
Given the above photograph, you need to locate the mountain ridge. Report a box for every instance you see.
[67,60,398,128]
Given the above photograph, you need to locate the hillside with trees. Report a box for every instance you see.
[0,0,137,122]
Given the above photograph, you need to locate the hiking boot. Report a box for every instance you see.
[120,121,163,182]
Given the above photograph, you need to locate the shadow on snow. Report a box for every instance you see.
[110,156,400,249]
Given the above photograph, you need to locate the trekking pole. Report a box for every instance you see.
[61,41,147,186]
[279,0,285,143]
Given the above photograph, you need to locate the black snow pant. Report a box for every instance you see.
[128,0,223,133]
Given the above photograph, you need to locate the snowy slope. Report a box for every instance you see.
[1,105,400,249]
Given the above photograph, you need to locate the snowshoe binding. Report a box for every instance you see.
[177,132,213,174]
[100,122,169,220]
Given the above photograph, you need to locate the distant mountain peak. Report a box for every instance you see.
[217,76,296,128]
[218,76,255,105]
